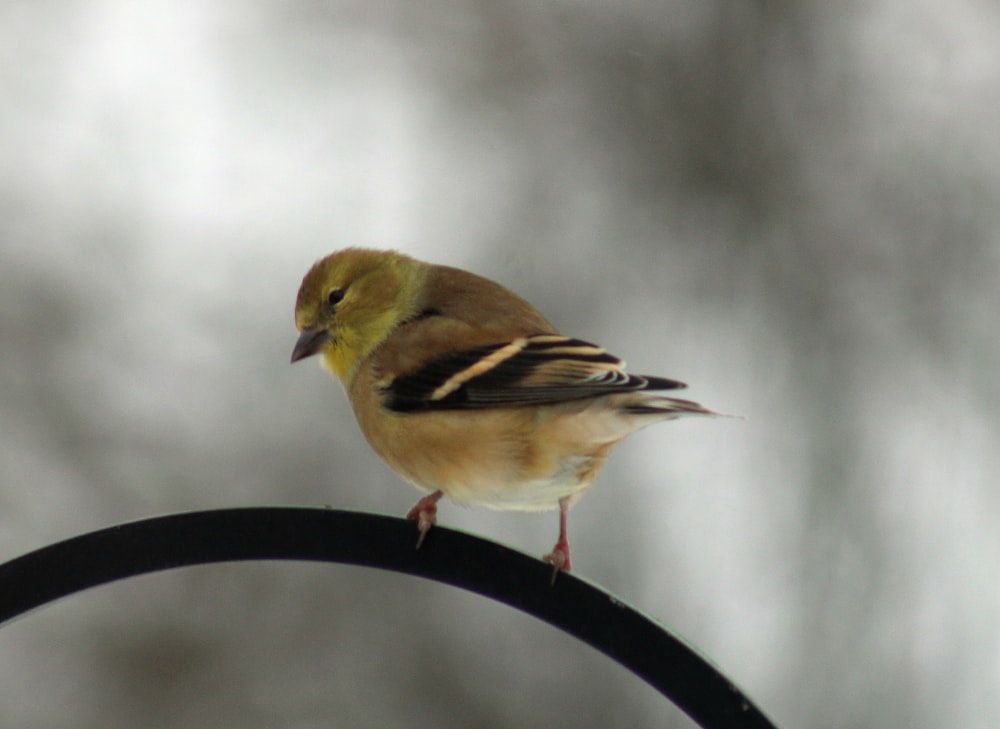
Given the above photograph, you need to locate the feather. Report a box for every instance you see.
[383,334,687,412]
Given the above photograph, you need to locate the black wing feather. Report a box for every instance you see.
[384,336,686,413]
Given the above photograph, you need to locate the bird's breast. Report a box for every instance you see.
[353,403,606,511]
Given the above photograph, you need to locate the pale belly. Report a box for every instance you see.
[354,404,618,512]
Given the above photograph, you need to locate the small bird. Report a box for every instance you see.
[291,248,716,576]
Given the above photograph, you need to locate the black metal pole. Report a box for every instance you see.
[0,507,778,729]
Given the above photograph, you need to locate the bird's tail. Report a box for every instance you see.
[620,395,722,418]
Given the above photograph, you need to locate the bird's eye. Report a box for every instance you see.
[327,289,345,307]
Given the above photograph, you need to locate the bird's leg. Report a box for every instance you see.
[406,490,443,549]
[543,497,572,581]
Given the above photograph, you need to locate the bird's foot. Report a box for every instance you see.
[406,490,443,549]
[542,496,573,583]
[542,540,572,583]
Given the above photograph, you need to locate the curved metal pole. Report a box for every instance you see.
[0,508,778,729]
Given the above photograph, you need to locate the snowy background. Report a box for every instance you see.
[2,1,998,727]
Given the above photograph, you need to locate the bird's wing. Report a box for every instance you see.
[382,334,687,412]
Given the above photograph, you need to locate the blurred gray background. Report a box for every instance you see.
[2,1,998,727]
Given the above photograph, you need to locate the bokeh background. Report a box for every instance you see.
[2,1,998,727]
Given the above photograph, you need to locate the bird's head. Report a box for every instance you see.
[291,248,424,382]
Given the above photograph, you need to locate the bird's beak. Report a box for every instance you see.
[290,327,332,363]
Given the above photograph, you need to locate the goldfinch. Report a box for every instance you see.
[291,248,715,574]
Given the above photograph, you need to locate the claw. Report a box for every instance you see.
[406,491,443,549]
[542,497,572,583]
[542,544,571,584]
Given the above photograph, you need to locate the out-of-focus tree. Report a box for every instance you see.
[1,1,998,727]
